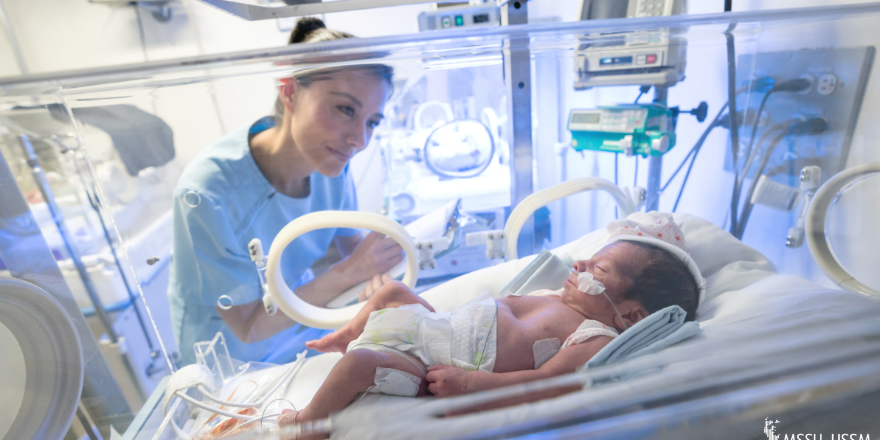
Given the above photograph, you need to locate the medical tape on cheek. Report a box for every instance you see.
[533,338,562,369]
[576,271,628,330]
[576,272,606,295]
[369,367,421,397]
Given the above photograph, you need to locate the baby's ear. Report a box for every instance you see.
[620,304,649,328]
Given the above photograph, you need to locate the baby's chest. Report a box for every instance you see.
[515,304,585,341]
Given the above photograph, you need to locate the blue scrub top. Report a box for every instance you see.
[168,117,359,366]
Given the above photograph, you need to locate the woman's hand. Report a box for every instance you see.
[426,365,473,397]
[343,231,403,285]
[358,273,394,302]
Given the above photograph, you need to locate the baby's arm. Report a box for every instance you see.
[427,335,612,398]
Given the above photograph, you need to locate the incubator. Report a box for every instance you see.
[2,2,880,439]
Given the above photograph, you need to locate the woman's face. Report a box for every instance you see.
[283,70,389,177]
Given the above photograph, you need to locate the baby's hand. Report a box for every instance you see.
[426,365,472,397]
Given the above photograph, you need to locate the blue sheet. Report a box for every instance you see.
[583,305,700,382]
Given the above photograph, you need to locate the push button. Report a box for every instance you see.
[646,54,657,64]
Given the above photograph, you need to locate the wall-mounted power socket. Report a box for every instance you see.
[817,73,839,95]
[727,47,874,188]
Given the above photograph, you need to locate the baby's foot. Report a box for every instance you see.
[305,331,352,353]
[278,409,325,440]
[277,408,300,427]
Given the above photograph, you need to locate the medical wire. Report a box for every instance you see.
[734,121,793,199]
[661,101,729,193]
[167,352,308,439]
[736,129,792,238]
[259,398,296,432]
[729,119,798,238]
[170,417,190,440]
[730,91,774,219]
[58,96,176,373]
[602,289,628,331]
[671,117,724,212]
[175,391,258,421]
[197,351,305,409]
[729,78,812,236]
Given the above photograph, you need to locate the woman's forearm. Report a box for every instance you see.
[295,259,360,306]
[219,260,360,343]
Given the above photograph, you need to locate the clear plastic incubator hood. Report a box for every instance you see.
[2,2,880,439]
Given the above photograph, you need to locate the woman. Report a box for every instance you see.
[168,18,401,366]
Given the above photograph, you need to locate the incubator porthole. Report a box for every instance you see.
[824,174,880,291]
[217,295,234,310]
[423,119,495,179]
[184,190,202,208]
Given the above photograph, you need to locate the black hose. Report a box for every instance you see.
[735,129,790,239]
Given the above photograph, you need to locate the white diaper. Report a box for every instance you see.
[347,294,498,372]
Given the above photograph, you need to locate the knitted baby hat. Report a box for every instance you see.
[606,212,705,305]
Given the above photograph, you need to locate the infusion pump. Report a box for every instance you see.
[568,104,677,157]
[574,0,687,89]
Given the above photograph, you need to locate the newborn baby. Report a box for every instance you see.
[281,213,703,428]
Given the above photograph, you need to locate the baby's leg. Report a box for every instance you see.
[307,281,433,353]
[279,349,428,427]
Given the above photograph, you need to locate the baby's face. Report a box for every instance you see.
[560,242,643,321]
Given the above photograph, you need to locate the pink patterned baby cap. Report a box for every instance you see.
[606,212,689,253]
[605,212,705,305]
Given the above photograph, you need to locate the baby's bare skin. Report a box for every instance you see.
[289,242,650,429]
[493,294,592,372]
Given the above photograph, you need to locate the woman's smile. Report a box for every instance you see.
[326,146,352,163]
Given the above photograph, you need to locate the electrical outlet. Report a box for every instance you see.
[726,47,874,187]
[817,73,838,95]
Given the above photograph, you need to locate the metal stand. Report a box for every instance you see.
[646,86,669,211]
[18,135,146,404]
[502,0,535,258]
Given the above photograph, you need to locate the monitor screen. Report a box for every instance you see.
[572,112,601,124]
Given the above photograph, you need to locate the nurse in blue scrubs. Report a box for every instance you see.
[168,19,401,366]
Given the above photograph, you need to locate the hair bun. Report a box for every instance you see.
[290,17,327,44]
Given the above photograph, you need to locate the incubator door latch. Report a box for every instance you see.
[787,166,822,248]
[416,237,451,270]
[248,238,277,315]
[465,230,506,260]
